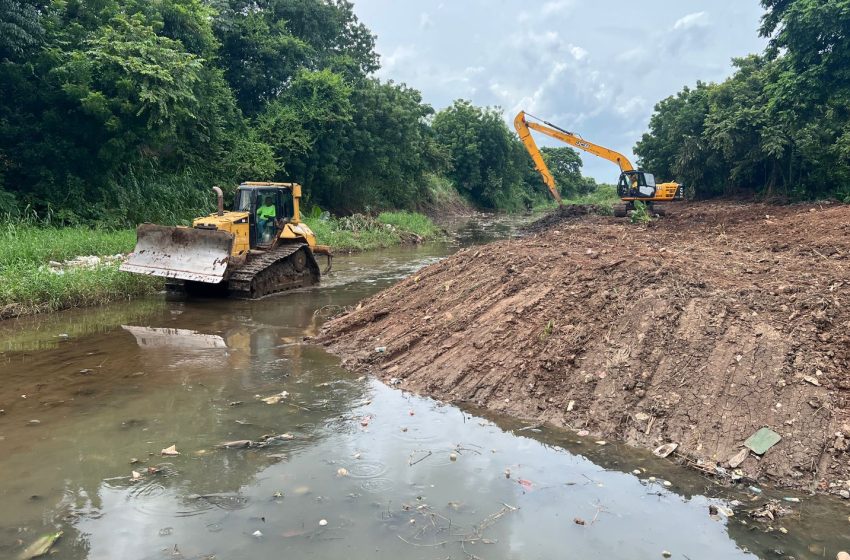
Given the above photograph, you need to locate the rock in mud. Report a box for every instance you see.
[728,448,749,468]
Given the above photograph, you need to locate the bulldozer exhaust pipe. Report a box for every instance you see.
[212,186,224,216]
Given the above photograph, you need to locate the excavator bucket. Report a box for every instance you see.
[120,224,234,283]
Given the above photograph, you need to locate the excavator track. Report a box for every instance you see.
[228,243,320,299]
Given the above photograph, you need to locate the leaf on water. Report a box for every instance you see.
[517,478,533,490]
[161,444,180,456]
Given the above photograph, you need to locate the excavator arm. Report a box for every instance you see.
[514,111,636,204]
[514,112,562,204]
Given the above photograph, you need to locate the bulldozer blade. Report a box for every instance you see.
[120,224,234,283]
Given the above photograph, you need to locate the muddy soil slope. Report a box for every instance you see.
[318,202,850,493]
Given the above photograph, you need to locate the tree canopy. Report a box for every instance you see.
[0,0,599,225]
[635,0,850,202]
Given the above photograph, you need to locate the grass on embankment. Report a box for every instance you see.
[531,184,621,213]
[0,224,162,317]
[305,211,442,252]
[0,211,441,318]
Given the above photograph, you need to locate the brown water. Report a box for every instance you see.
[1,218,848,559]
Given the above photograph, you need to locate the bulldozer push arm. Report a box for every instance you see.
[514,111,636,204]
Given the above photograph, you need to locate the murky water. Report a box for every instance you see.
[1,217,848,559]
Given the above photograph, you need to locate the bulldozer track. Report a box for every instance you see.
[228,243,320,299]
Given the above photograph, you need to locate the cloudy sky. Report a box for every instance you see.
[352,0,768,182]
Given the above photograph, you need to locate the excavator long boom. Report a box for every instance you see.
[514,111,636,203]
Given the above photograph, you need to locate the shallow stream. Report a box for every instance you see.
[0,216,847,559]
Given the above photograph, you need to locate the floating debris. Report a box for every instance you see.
[161,445,180,456]
[319,519,328,527]
[218,440,254,449]
[653,443,678,458]
[750,499,792,521]
[261,391,289,405]
[17,531,62,560]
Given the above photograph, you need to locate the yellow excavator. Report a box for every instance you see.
[120,182,332,298]
[514,111,684,216]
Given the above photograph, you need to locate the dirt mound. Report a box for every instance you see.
[317,201,850,494]
[521,203,608,234]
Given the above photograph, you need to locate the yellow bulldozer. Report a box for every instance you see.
[120,182,332,298]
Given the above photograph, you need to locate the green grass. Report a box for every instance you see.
[0,210,441,318]
[0,224,162,317]
[530,184,620,213]
[564,184,620,208]
[305,211,442,252]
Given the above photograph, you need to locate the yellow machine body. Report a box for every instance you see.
[121,182,331,288]
[514,111,684,211]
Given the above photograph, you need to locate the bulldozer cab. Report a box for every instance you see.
[234,185,294,247]
[618,170,656,199]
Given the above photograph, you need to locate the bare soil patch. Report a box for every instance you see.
[317,201,850,494]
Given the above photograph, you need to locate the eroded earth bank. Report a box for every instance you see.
[318,202,850,496]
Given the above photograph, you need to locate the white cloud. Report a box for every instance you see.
[541,0,575,16]
[377,44,416,76]
[569,45,588,61]
[673,11,708,31]
[354,0,767,181]
[614,96,648,118]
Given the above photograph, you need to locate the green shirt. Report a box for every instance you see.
[257,203,276,220]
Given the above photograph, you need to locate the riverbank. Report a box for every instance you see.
[317,201,850,496]
[0,211,443,319]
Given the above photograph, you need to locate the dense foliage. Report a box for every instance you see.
[0,0,588,225]
[635,0,850,202]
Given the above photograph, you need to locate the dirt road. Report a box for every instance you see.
[317,201,850,494]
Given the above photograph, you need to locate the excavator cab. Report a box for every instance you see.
[617,171,657,199]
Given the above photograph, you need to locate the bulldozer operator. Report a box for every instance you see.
[257,195,277,242]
